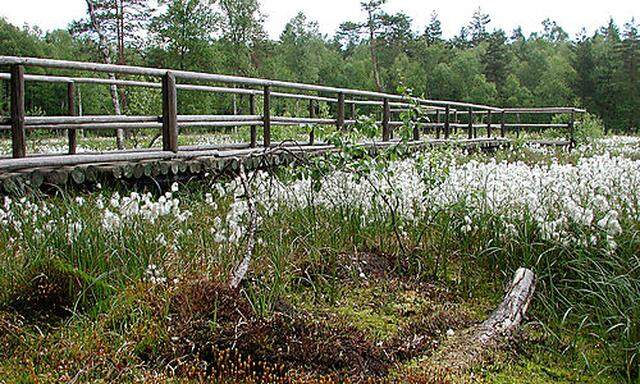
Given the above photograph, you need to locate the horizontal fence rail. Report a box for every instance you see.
[0,55,586,160]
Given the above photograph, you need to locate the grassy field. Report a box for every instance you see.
[0,133,639,383]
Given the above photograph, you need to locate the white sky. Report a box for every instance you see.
[1,0,638,39]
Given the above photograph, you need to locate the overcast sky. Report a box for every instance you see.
[2,0,638,40]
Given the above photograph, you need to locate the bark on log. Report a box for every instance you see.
[421,268,536,374]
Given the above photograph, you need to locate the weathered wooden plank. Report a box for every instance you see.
[446,106,453,139]
[337,92,345,131]
[263,86,271,147]
[162,71,178,152]
[67,82,77,155]
[10,65,26,158]
[249,94,257,148]
[382,98,391,141]
[309,100,315,145]
[468,109,473,140]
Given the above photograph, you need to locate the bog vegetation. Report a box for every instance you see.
[1,1,640,383]
[0,130,639,382]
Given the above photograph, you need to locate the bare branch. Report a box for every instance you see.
[229,162,258,289]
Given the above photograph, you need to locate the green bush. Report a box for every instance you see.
[550,112,604,143]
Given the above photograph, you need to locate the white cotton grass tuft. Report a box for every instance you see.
[208,143,640,254]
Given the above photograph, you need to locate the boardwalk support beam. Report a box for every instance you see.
[444,105,450,139]
[249,94,257,148]
[263,86,271,147]
[67,82,77,154]
[162,71,178,153]
[10,64,26,158]
[468,109,473,139]
[309,99,315,145]
[337,92,345,131]
[382,97,391,141]
[569,110,576,148]
[412,109,420,141]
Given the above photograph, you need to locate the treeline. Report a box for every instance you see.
[0,0,638,132]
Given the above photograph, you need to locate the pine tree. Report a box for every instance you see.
[451,26,470,49]
[541,18,568,42]
[620,19,640,129]
[469,7,490,46]
[601,17,621,44]
[572,29,596,111]
[482,30,509,86]
[424,11,442,46]
[361,0,388,91]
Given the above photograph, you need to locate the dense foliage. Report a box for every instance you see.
[0,1,638,132]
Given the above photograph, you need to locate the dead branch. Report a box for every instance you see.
[229,162,258,289]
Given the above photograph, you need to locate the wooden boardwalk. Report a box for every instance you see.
[0,56,580,192]
[0,138,571,193]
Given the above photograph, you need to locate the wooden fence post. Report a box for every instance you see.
[67,82,77,155]
[337,92,345,131]
[569,110,576,148]
[444,105,450,139]
[162,71,178,152]
[263,86,271,147]
[382,97,390,141]
[468,109,473,140]
[10,64,26,158]
[249,94,257,148]
[412,109,420,141]
[350,102,356,120]
[454,111,459,135]
[435,110,441,139]
[309,99,315,145]
[487,110,492,138]
[500,111,506,138]
[516,113,521,138]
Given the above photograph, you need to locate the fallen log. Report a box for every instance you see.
[418,268,536,375]
[475,268,536,346]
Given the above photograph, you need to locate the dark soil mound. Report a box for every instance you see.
[154,277,475,382]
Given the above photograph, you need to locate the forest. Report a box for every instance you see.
[0,0,638,133]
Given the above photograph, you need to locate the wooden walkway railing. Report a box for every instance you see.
[0,56,586,162]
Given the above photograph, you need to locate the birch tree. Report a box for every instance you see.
[71,0,151,149]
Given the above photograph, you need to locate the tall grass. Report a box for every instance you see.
[1,141,639,381]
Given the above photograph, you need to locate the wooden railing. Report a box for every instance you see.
[0,56,586,159]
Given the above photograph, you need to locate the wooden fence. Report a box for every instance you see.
[0,56,586,160]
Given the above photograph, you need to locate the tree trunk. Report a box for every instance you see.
[116,0,131,140]
[86,0,125,150]
[368,26,383,92]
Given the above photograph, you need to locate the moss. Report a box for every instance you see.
[335,306,400,341]
[486,357,620,384]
